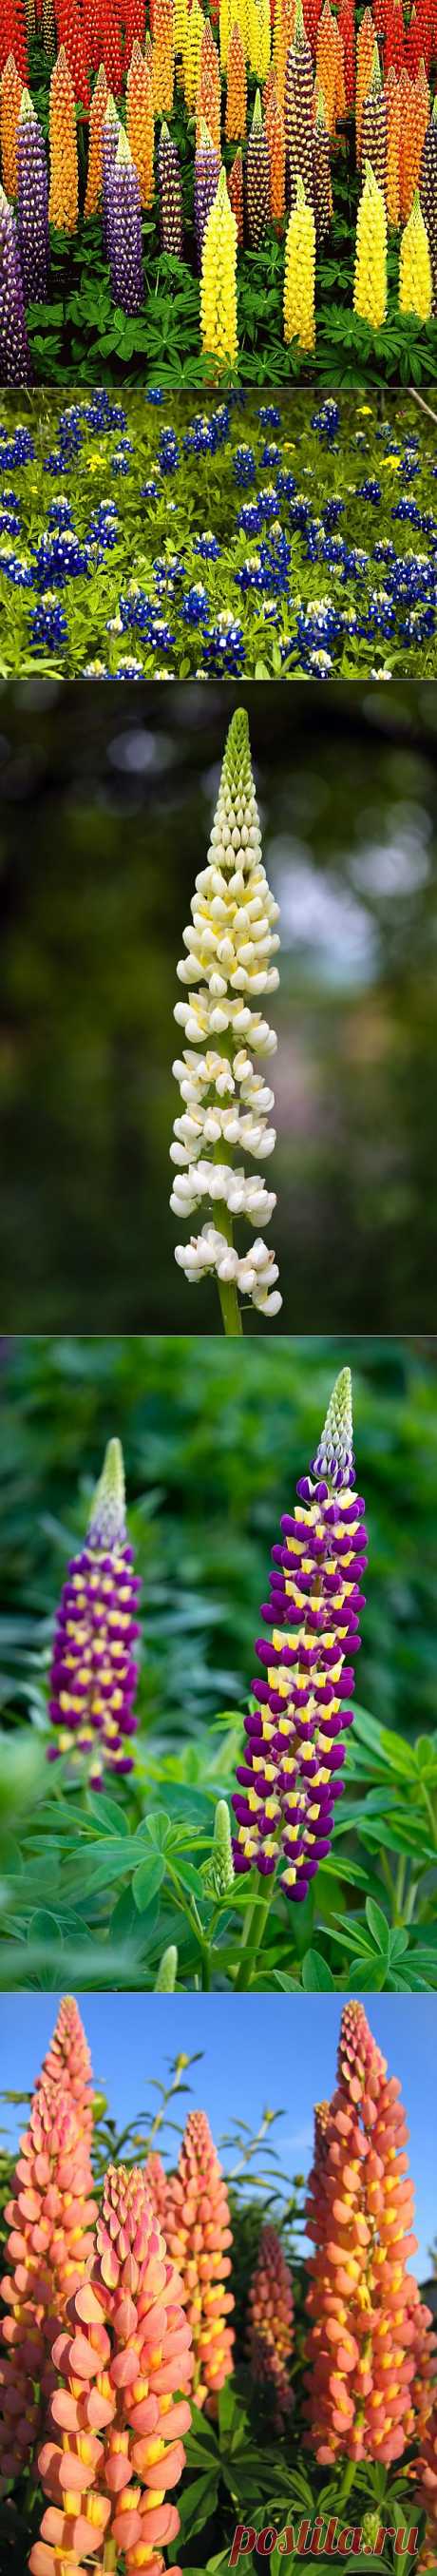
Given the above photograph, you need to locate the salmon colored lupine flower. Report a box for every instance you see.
[164,2114,234,2411]
[28,2161,194,2576]
[247,2224,294,2428]
[127,40,154,205]
[84,59,107,215]
[353,160,387,327]
[225,20,246,138]
[144,2155,169,2226]
[283,176,315,351]
[232,1368,365,1900]
[48,1436,142,1787]
[227,142,243,238]
[48,44,78,229]
[40,1997,94,2151]
[355,4,375,160]
[0,2007,97,2490]
[0,51,22,196]
[399,185,432,314]
[303,2000,431,2467]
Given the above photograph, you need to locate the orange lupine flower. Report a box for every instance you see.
[197,25,220,148]
[127,39,154,204]
[355,4,375,160]
[273,0,294,109]
[0,51,22,197]
[399,60,429,217]
[48,42,78,227]
[152,0,174,114]
[163,2114,234,2411]
[28,2162,194,2576]
[0,2002,97,2491]
[385,66,401,223]
[265,80,285,217]
[227,143,243,239]
[303,2001,432,2469]
[225,20,247,139]
[84,60,108,215]
[315,0,337,134]
[247,2224,294,2428]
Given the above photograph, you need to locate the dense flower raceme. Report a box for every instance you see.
[303,2000,435,2467]
[48,1433,142,1784]
[171,704,281,1328]
[162,2113,235,2411]
[0,2001,97,2490]
[29,2162,194,2576]
[232,1366,366,1899]
[247,2223,294,2428]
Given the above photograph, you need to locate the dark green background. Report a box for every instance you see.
[1,680,437,1328]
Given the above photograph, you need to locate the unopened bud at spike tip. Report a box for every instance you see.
[88,1434,126,1548]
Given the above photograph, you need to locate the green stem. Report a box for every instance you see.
[337,2459,357,2510]
[104,2546,118,2571]
[235,1886,276,1990]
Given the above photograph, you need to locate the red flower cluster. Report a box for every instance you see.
[247,2222,294,2427]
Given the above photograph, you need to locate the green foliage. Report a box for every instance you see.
[1,1334,436,1990]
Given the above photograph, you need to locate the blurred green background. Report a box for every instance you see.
[1,682,437,1330]
[2,1333,436,1747]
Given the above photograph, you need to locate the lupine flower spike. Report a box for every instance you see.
[17,89,49,301]
[353,160,388,328]
[0,1998,97,2491]
[232,1368,366,1899]
[200,162,238,370]
[171,705,281,1332]
[247,2223,294,2427]
[283,176,316,349]
[201,1797,235,1895]
[0,182,30,380]
[303,2000,434,2464]
[48,1434,142,1785]
[29,2161,194,2576]
[164,2113,234,2410]
[399,189,432,317]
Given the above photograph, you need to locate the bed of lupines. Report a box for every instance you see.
[1,1996,437,2571]
[0,386,437,677]
[0,1,437,377]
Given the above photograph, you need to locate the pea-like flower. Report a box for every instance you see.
[232,1367,366,1898]
[0,2000,97,2490]
[29,2161,194,2576]
[48,1434,141,1785]
[171,705,281,1329]
[303,2000,431,2465]
[163,2113,235,2409]
[247,2223,294,2427]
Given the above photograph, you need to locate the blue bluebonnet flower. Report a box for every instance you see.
[311,399,340,442]
[258,405,281,428]
[194,531,220,561]
[233,445,256,487]
[0,549,33,586]
[29,593,67,649]
[201,613,245,675]
[0,426,34,468]
[237,503,263,537]
[33,529,89,587]
[48,497,73,528]
[146,387,164,403]
[158,428,180,473]
[181,583,209,625]
[140,480,159,503]
[356,480,382,505]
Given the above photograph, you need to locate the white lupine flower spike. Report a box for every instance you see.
[171,706,281,1334]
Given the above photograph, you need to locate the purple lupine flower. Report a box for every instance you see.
[107,128,143,316]
[158,121,183,258]
[194,119,220,271]
[48,1436,142,1787]
[17,92,49,304]
[102,95,120,261]
[232,1368,367,1901]
[0,186,31,385]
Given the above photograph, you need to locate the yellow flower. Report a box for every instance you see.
[384,455,401,471]
[399,191,432,322]
[200,165,238,369]
[283,176,315,352]
[353,161,387,331]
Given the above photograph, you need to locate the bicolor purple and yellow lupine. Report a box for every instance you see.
[48,1434,142,1785]
[171,704,281,1327]
[232,1366,367,1899]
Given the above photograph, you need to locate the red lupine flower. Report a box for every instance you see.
[0,2004,97,2491]
[48,1436,142,1787]
[247,2223,294,2427]
[163,2113,234,2410]
[28,2161,193,2576]
[303,2001,431,2467]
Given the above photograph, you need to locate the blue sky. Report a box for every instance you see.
[0,1991,435,2282]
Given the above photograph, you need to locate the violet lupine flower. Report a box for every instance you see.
[194,118,220,270]
[107,126,143,315]
[232,1367,367,1900]
[48,1435,142,1786]
[17,92,49,303]
[0,184,31,383]
[159,120,183,256]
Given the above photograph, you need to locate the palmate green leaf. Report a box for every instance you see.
[301,1949,334,1990]
[132,1851,166,1911]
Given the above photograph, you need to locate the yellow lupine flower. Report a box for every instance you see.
[283,173,315,350]
[183,0,204,110]
[399,189,432,320]
[200,163,238,367]
[249,0,271,80]
[353,160,387,329]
